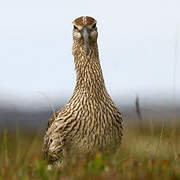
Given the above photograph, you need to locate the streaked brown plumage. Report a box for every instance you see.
[43,16,123,166]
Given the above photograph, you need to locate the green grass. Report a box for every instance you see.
[0,124,180,180]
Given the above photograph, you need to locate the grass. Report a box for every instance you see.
[0,124,180,180]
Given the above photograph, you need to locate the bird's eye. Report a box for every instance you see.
[74,25,78,30]
[92,23,96,29]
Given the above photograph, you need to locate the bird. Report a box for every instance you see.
[42,16,123,167]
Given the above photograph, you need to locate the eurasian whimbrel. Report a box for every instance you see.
[43,16,123,166]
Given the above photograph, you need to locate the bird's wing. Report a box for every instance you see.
[46,111,59,130]
[43,109,65,164]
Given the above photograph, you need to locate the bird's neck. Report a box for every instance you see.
[72,42,106,97]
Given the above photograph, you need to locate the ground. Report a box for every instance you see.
[0,123,180,180]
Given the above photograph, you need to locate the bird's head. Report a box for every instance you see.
[73,16,98,55]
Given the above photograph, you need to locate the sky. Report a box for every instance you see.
[0,0,180,109]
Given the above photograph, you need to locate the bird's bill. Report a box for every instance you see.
[81,27,90,55]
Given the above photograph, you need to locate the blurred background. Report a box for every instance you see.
[0,0,180,131]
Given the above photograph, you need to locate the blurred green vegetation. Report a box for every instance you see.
[0,124,179,180]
